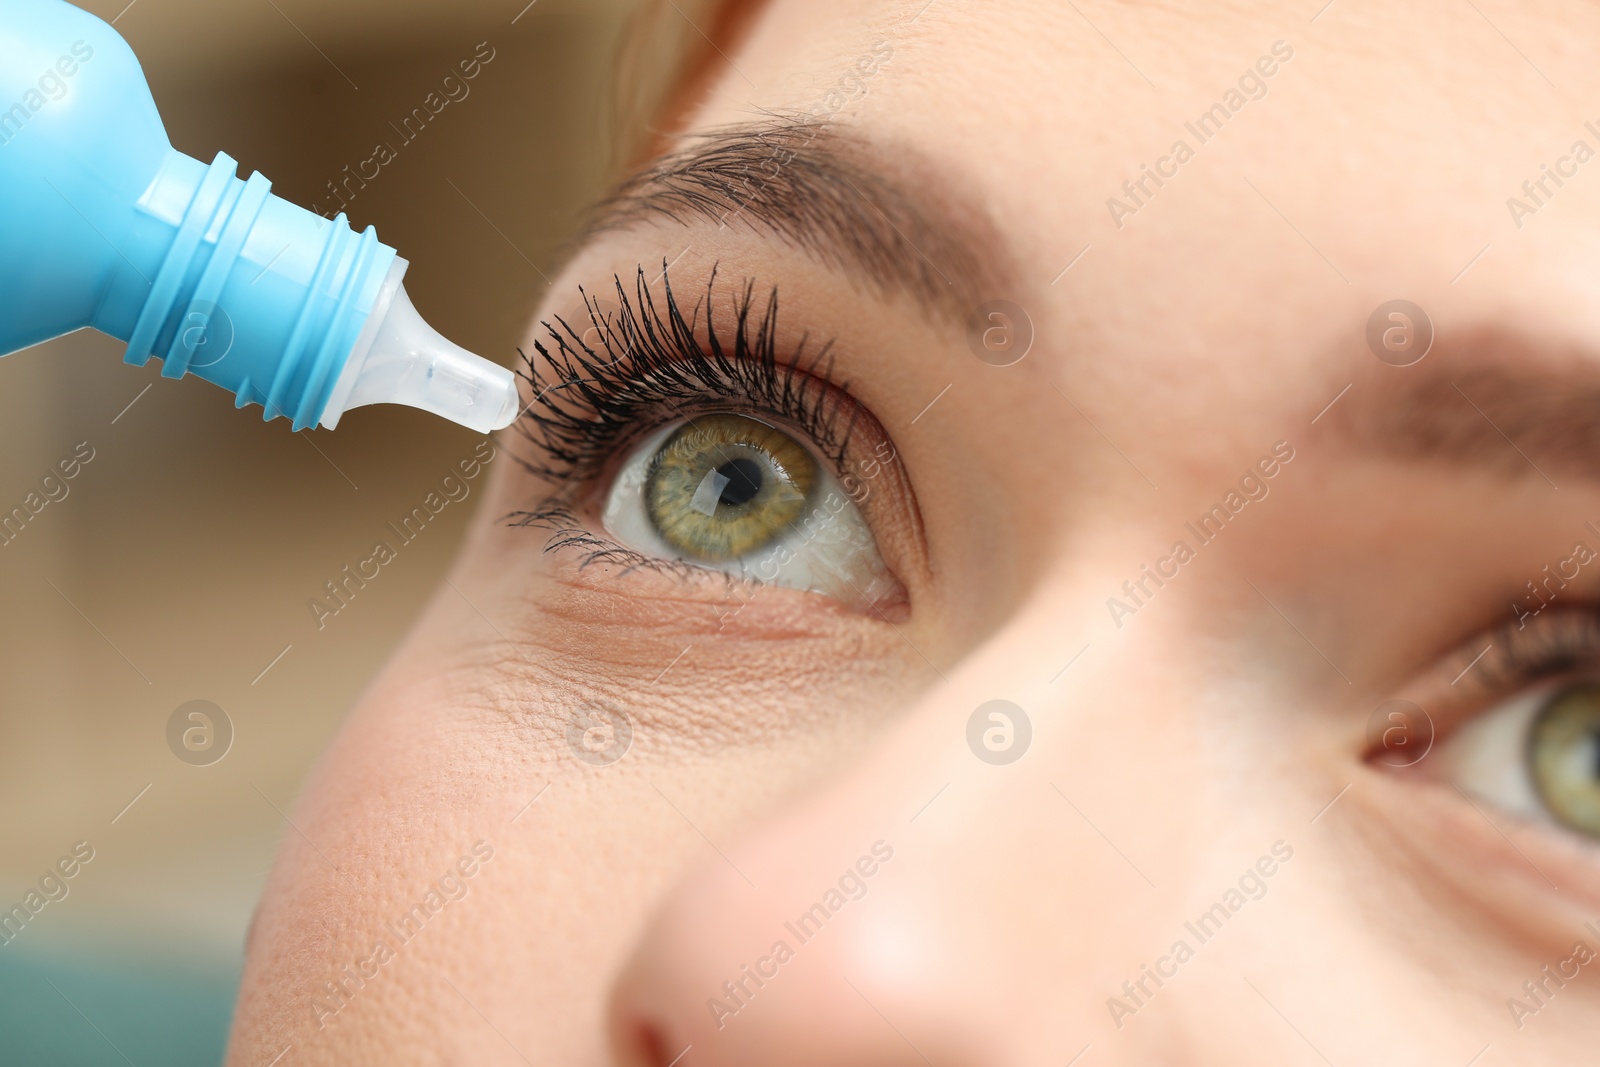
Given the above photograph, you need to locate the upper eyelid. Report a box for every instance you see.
[1389,607,1600,752]
[1456,610,1600,692]
[508,261,865,487]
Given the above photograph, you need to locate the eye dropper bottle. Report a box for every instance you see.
[0,0,521,433]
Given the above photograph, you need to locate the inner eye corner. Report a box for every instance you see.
[1409,665,1600,846]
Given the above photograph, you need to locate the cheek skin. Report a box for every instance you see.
[230,661,673,1064]
[226,507,939,1064]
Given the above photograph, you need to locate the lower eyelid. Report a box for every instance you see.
[503,497,904,641]
[506,454,913,621]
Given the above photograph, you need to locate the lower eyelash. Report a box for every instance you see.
[507,497,756,591]
[508,261,858,487]
[507,497,679,576]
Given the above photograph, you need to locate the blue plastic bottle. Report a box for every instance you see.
[0,0,520,432]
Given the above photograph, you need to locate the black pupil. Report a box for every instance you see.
[716,458,764,507]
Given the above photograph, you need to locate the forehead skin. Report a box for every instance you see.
[227,1,1600,1064]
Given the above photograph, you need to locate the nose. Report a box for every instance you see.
[607,767,1002,1067]
[606,626,1091,1067]
[604,589,1326,1067]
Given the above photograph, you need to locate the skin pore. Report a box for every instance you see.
[229,1,1600,1064]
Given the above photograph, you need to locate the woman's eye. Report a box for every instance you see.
[1434,681,1600,840]
[599,413,899,608]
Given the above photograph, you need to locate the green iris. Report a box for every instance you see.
[1529,684,1600,838]
[645,414,818,562]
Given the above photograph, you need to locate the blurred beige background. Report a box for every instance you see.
[0,1,654,1056]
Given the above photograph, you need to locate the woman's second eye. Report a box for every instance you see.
[599,413,901,609]
[1434,681,1600,840]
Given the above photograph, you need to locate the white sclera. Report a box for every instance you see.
[1435,683,1556,822]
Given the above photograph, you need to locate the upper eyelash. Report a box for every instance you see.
[508,261,860,486]
[1460,609,1600,691]
[1388,607,1600,746]
[1410,608,1600,734]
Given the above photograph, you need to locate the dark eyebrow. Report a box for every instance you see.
[581,116,1009,324]
[1330,327,1600,488]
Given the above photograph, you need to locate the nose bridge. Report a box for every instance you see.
[609,599,1162,1067]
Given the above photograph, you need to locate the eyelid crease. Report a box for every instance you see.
[508,260,861,487]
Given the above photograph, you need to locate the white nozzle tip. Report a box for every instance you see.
[484,375,522,431]
[323,278,522,434]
